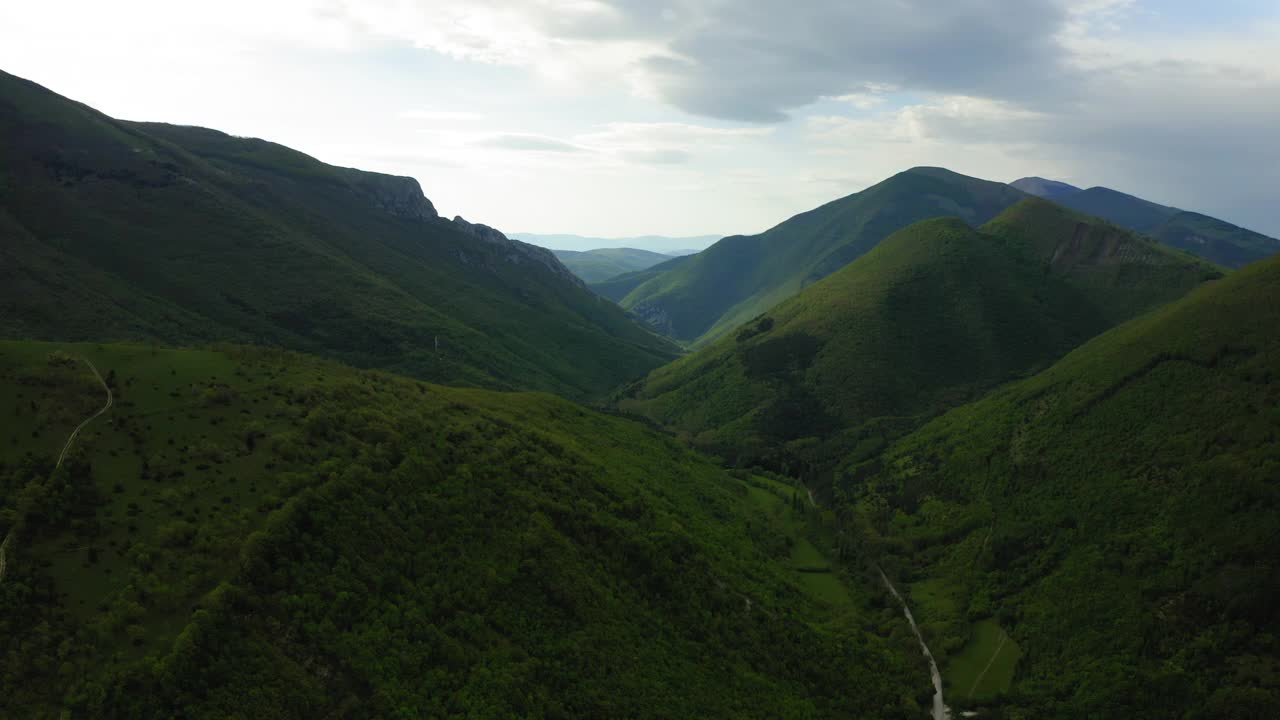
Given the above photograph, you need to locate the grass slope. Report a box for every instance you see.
[0,340,925,719]
[847,249,1280,717]
[551,247,680,284]
[590,254,694,303]
[622,199,1220,479]
[0,69,676,400]
[617,167,1029,346]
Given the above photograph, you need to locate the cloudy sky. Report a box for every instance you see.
[2,1,1277,238]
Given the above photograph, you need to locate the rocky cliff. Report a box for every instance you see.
[451,215,584,287]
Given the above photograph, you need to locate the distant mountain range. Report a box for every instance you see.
[598,168,1276,348]
[550,247,689,284]
[511,232,721,254]
[1011,176,1280,268]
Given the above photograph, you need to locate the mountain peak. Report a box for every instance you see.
[1009,176,1083,200]
[340,170,438,221]
[902,165,964,178]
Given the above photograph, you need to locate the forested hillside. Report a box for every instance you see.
[0,340,930,719]
[622,200,1220,479]
[615,168,1028,346]
[0,70,676,400]
[847,248,1280,717]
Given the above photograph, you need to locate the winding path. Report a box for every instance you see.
[0,356,112,585]
[967,629,1009,698]
[55,358,113,470]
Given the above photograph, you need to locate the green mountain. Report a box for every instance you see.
[0,340,923,718]
[551,247,684,284]
[849,246,1280,718]
[616,167,1028,346]
[620,199,1221,476]
[1012,178,1280,269]
[512,232,721,254]
[590,253,694,303]
[0,70,676,400]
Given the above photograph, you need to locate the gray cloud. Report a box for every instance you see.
[841,59,1280,236]
[560,0,1278,234]
[607,0,1071,122]
[330,0,1280,235]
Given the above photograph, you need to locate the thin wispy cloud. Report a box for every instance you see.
[475,133,589,153]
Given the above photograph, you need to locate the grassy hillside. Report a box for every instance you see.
[621,200,1220,478]
[0,70,676,399]
[617,167,1029,346]
[1018,182,1280,269]
[847,249,1280,718]
[0,340,928,718]
[590,254,694,303]
[551,247,681,284]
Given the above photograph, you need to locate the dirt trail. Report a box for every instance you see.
[967,629,1009,697]
[0,356,112,585]
[56,358,113,469]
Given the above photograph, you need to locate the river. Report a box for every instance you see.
[878,567,951,720]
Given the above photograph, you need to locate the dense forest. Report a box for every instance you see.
[2,64,1278,720]
[622,200,1219,481]
[0,342,923,718]
[844,250,1280,717]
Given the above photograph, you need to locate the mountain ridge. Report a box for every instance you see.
[621,198,1221,475]
[1010,176,1280,268]
[0,68,677,399]
[617,167,1030,346]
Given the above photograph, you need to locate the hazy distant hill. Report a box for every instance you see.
[512,232,721,254]
[1011,177,1280,268]
[551,247,687,284]
[0,69,677,399]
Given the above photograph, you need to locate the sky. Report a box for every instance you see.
[2,0,1277,239]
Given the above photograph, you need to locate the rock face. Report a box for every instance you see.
[341,169,439,221]
[336,169,583,287]
[451,216,585,287]
[628,300,674,336]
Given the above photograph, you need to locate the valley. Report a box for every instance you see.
[1,61,1278,720]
